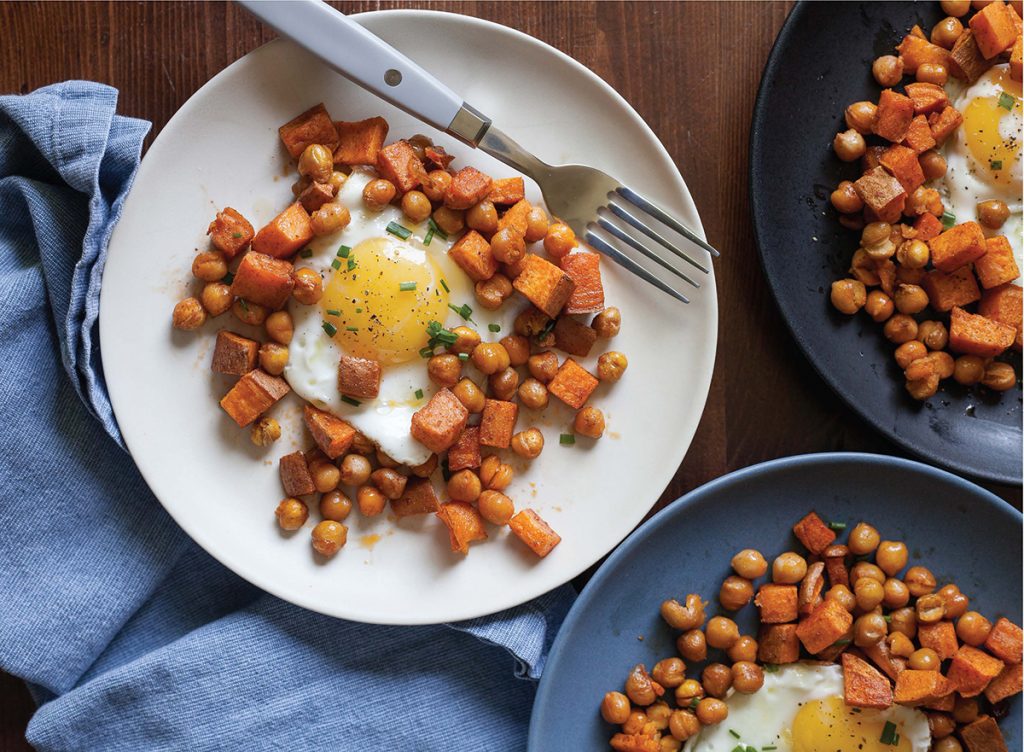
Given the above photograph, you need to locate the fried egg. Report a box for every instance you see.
[285,168,516,466]
[940,64,1023,281]
[683,663,930,752]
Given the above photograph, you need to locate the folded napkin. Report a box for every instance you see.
[0,81,574,751]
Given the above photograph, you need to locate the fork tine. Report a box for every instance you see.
[597,216,701,290]
[607,202,710,275]
[615,186,720,258]
[585,229,690,304]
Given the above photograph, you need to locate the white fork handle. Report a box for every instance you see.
[238,0,491,145]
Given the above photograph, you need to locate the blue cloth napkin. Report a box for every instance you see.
[0,81,574,751]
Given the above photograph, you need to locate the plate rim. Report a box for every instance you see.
[527,450,1021,749]
[98,8,719,624]
[748,1,1021,487]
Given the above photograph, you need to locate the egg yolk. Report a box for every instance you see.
[791,697,913,752]
[321,236,449,365]
[962,70,1021,186]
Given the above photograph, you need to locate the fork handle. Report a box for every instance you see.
[238,0,491,145]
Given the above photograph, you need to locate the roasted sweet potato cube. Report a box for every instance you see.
[278,103,339,159]
[894,669,953,706]
[913,212,944,241]
[303,405,356,459]
[798,561,825,617]
[970,1,1019,58]
[211,330,258,376]
[923,267,981,311]
[792,511,836,555]
[854,166,907,221]
[444,166,493,210]
[863,638,907,682]
[447,426,481,471]
[948,645,1006,697]
[220,369,290,427]
[902,114,937,153]
[1011,35,1023,81]
[548,358,599,410]
[207,207,254,259]
[755,584,799,624]
[929,221,987,272]
[951,31,993,83]
[559,252,605,315]
[797,599,854,655]
[376,140,426,193]
[976,236,1021,289]
[480,399,518,448]
[437,501,488,555]
[448,230,498,282]
[298,181,334,213]
[879,144,926,194]
[513,254,576,318]
[553,316,597,357]
[928,106,965,145]
[279,451,315,496]
[410,388,469,454]
[842,653,893,710]
[487,176,525,205]
[905,82,950,115]
[923,693,955,712]
[898,34,952,73]
[824,552,849,588]
[391,477,440,518]
[758,624,801,664]
[338,355,381,399]
[252,203,315,259]
[978,284,1023,350]
[985,662,1023,703]
[984,617,1023,664]
[960,715,1009,752]
[861,145,887,172]
[497,199,532,236]
[949,305,1016,357]
[424,144,453,170]
[332,117,389,165]
[608,733,660,752]
[508,509,561,558]
[873,89,915,142]
[918,621,959,661]
[230,252,295,310]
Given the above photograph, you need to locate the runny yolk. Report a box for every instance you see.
[321,236,449,365]
[962,71,1021,186]
[791,697,913,752]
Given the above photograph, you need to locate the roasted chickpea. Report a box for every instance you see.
[395,189,431,223]
[887,631,915,658]
[479,455,513,491]
[471,342,510,375]
[443,326,478,357]
[916,320,947,351]
[232,298,267,326]
[311,520,347,557]
[544,222,576,258]
[701,663,732,699]
[897,239,931,269]
[953,695,980,724]
[328,170,346,195]
[833,128,867,162]
[200,282,233,317]
[311,202,352,235]
[674,678,705,705]
[727,635,759,664]
[872,55,904,86]
[515,307,551,338]
[517,378,549,410]
[845,101,878,134]
[895,340,928,369]
[428,353,462,387]
[651,657,686,689]
[601,691,631,725]
[646,701,671,731]
[875,540,908,576]
[853,612,887,647]
[941,0,970,15]
[477,490,514,526]
[938,584,969,619]
[669,630,704,664]
[730,549,768,579]
[460,200,498,236]
[772,552,808,584]
[432,206,465,235]
[297,143,333,183]
[883,313,918,344]
[882,578,911,609]
[489,367,520,400]
[830,279,867,314]
[957,611,992,646]
[510,428,544,459]
[357,484,386,516]
[894,284,928,314]
[706,616,740,650]
[827,584,857,611]
[719,576,754,611]
[977,199,1010,230]
[275,498,308,531]
[172,297,206,330]
[422,169,452,202]
[338,453,372,487]
[192,251,228,282]
[491,227,526,265]
[864,290,894,323]
[292,268,323,305]
[528,351,560,383]
[695,698,728,726]
[622,710,647,735]
[731,662,764,694]
[830,180,864,214]
[497,334,529,367]
[953,355,986,385]
[265,310,294,345]
[919,149,947,180]
[319,490,352,522]
[908,647,940,671]
[917,62,949,85]
[928,712,956,739]
[592,307,621,338]
[625,664,658,706]
[259,342,288,376]
[447,469,482,503]
[849,248,880,286]
[854,577,885,611]
[661,594,705,630]
[593,351,629,383]
[850,561,886,586]
[933,738,963,752]
[250,416,281,447]
[363,179,396,211]
[574,406,605,439]
[889,606,918,639]
[311,461,341,493]
[906,372,940,401]
[931,17,963,49]
[916,593,946,624]
[370,468,407,500]
[903,566,936,597]
[908,187,943,217]
[982,361,1017,391]
[524,206,550,242]
[668,709,700,742]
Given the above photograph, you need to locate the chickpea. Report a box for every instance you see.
[977,199,1010,230]
[916,593,946,624]
[919,149,947,180]
[668,710,700,742]
[695,698,728,726]
[592,307,622,338]
[850,248,881,286]
[827,584,857,611]
[479,455,513,490]
[338,453,371,487]
[362,179,396,211]
[591,353,630,386]
[887,631,915,658]
[883,314,918,344]
[489,367,520,401]
[957,611,991,646]
[854,612,887,647]
[917,62,949,85]
[311,520,347,557]
[861,221,892,248]
[701,663,732,699]
[437,327,475,358]
[882,578,911,609]
[833,128,867,162]
[447,469,481,503]
[428,353,462,388]
[491,228,527,266]
[622,711,647,735]
[259,342,288,376]
[674,678,705,706]
[525,206,550,242]
[908,187,943,217]
[172,297,206,330]
[574,406,606,439]
[896,239,930,270]
[889,606,917,639]
[462,199,498,235]
[872,55,904,86]
[200,282,233,317]
[310,461,341,493]
[727,635,759,663]
[830,180,864,214]
[830,279,867,314]
[916,320,947,352]
[854,577,885,611]
[982,361,1017,391]
[476,277,512,316]
[544,223,576,258]
[706,616,740,649]
[410,454,437,479]
[368,468,406,501]
[432,206,465,235]
[275,498,308,531]
[953,695,980,724]
[927,351,955,382]
[928,712,956,739]
[192,251,228,282]
[941,0,970,15]
[931,17,963,49]
[297,143,333,183]
[772,552,808,584]
[952,354,985,385]
[510,428,544,459]
[850,562,885,587]
[601,691,631,725]
[908,647,940,671]
[516,307,552,338]
[864,290,894,323]
[250,416,281,447]
[319,490,353,522]
[328,170,346,195]
[264,310,294,345]
[651,657,686,689]
[845,101,878,134]
[471,342,510,375]
[719,576,754,611]
[422,170,452,202]
[896,265,925,286]
[357,485,386,516]
[939,584,969,619]
[730,549,768,579]
[676,629,707,662]
[895,340,927,369]
[874,540,907,576]
[661,594,705,630]
[528,351,560,383]
[291,268,323,305]
[934,738,963,752]
[902,566,936,597]
[731,662,765,694]
[906,373,940,401]
[894,284,929,315]
[232,298,266,326]
[625,664,658,706]
[311,202,352,236]
[477,490,514,526]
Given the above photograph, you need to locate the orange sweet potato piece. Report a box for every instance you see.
[879,144,926,193]
[948,645,1006,697]
[608,733,660,752]
[978,284,1023,350]
[928,106,965,145]
[976,236,1021,289]
[410,388,469,454]
[824,547,850,588]
[949,305,1016,357]
[923,693,955,712]
[553,316,597,357]
[207,207,254,259]
[842,652,894,709]
[279,451,315,497]
[220,369,290,427]
[230,252,295,310]
[985,617,1023,664]
[424,144,454,170]
[303,405,356,459]
[929,221,987,272]
[251,203,314,259]
[278,103,339,159]
[923,267,981,311]
[508,508,561,557]
[902,114,937,153]
[480,399,519,448]
[512,254,576,317]
[985,662,1023,703]
[798,562,826,617]
[755,584,799,624]
[1011,35,1023,81]
[873,89,915,142]
[970,1,1019,58]
[951,30,994,82]
[863,638,907,682]
[376,140,427,193]
[487,177,525,205]
[792,511,837,555]
[898,34,952,73]
[548,358,599,410]
[758,624,801,664]
[448,230,498,282]
[497,199,532,236]
[894,669,953,706]
[211,330,258,376]
[854,166,907,222]
[960,715,1009,752]
[797,599,854,655]
[559,252,605,315]
[332,117,389,165]
[919,621,959,661]
[391,477,441,518]
[297,181,334,213]
[447,426,481,472]
[437,501,488,555]
[913,212,944,241]
[444,166,493,210]
[338,355,381,399]
[905,82,950,115]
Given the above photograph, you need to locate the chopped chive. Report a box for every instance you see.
[231,232,242,238]
[414,389,424,399]
[488,323,501,332]
[424,228,435,246]
[763,748,778,751]
[419,346,435,359]
[990,159,1003,170]
[833,639,851,646]
[729,730,741,739]
[560,433,576,446]
[222,272,234,285]
[440,279,450,293]
[355,307,363,313]
[322,321,337,337]
[347,257,357,271]
[732,746,745,752]
[399,281,417,292]
[449,302,473,320]
[884,614,892,623]
[941,210,956,229]
[346,326,359,332]
[828,521,847,531]
[386,221,412,240]
[341,396,361,407]
[690,697,700,709]
[762,664,779,673]
[325,309,341,316]
[331,259,341,270]
[458,352,469,361]
[300,248,313,258]
[239,299,249,312]
[998,91,1014,110]
[428,217,449,240]
[337,245,351,258]
[880,721,898,746]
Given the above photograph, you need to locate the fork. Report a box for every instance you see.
[239,0,719,303]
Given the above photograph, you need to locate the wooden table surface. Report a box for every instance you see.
[1,2,1019,748]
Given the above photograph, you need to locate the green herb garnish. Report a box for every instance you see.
[341,396,361,407]
[729,730,741,739]
[322,321,337,337]
[355,307,363,313]
[231,232,242,238]
[425,320,458,347]
[941,210,956,229]
[346,326,359,332]
[560,433,576,446]
[998,91,1014,111]
[347,257,357,271]
[424,228,435,246]
[990,159,1003,170]
[449,302,473,321]
[331,259,341,270]
[239,299,249,312]
[222,272,234,285]
[386,221,412,240]
[414,389,424,399]
[458,352,469,362]
[440,278,450,293]
[428,217,449,240]
[325,309,341,316]
[337,245,351,258]
[828,521,847,531]
[300,248,313,258]
[762,664,780,673]
[488,323,501,332]
[419,346,435,359]
[399,281,417,292]
[880,721,898,746]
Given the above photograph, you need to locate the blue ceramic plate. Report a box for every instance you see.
[528,453,1022,750]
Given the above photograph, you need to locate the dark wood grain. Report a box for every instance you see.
[0,2,1018,748]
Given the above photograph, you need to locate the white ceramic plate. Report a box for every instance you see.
[100,10,718,624]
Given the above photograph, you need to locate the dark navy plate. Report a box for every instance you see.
[528,453,1022,750]
[749,2,1021,485]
